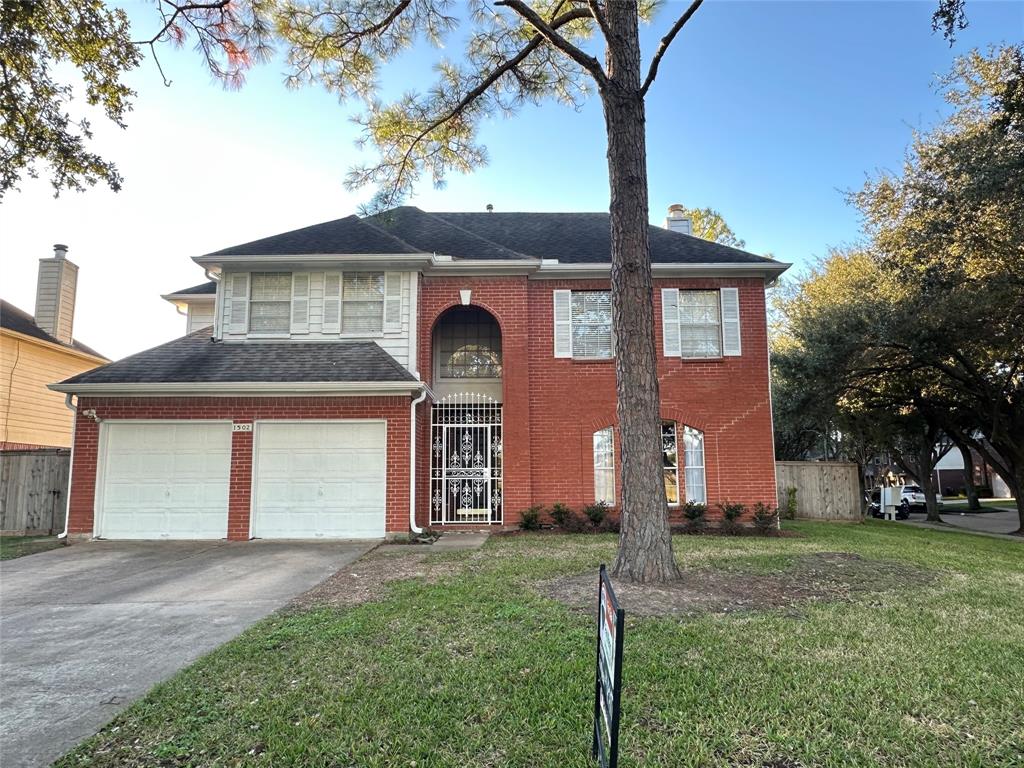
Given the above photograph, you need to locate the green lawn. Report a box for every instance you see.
[0,534,63,560]
[57,522,1023,767]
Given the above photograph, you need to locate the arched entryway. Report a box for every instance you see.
[429,305,504,525]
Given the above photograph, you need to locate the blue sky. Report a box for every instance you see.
[2,1,1020,359]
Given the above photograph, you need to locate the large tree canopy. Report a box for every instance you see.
[774,45,1024,533]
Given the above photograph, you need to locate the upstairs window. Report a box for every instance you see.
[554,290,613,359]
[437,307,502,379]
[342,273,385,333]
[662,287,742,358]
[593,427,615,504]
[249,272,291,334]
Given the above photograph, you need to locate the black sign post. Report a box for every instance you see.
[592,564,625,768]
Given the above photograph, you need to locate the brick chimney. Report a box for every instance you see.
[664,204,692,235]
[34,243,78,345]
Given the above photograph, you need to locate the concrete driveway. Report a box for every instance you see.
[0,539,375,768]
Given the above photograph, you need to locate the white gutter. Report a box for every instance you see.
[193,253,434,268]
[47,380,423,396]
[530,261,792,279]
[409,384,429,534]
[57,394,76,541]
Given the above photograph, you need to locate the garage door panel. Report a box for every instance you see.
[98,422,230,540]
[254,422,386,539]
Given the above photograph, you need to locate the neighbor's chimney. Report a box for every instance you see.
[664,203,692,235]
[34,243,78,345]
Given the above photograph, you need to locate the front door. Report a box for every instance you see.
[430,394,502,524]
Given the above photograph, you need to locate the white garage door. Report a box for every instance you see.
[98,422,231,539]
[253,421,386,539]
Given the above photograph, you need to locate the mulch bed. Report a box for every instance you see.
[539,552,934,619]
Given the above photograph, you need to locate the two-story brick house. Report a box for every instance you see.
[51,205,788,540]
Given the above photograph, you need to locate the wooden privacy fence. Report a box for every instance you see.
[0,449,70,535]
[776,461,862,521]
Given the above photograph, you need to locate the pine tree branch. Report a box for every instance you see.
[368,6,594,207]
[586,0,612,41]
[640,0,703,96]
[495,0,607,86]
[134,0,231,46]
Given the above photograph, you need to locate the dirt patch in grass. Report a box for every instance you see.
[289,546,461,610]
[540,552,934,619]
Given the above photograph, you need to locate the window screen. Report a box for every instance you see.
[679,290,721,358]
[342,273,384,333]
[593,427,615,504]
[683,426,706,504]
[249,272,291,334]
[571,291,612,359]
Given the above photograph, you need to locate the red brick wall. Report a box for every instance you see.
[69,396,410,539]
[418,275,777,526]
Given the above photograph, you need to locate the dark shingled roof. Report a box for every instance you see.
[58,328,416,386]
[204,206,780,266]
[166,281,216,296]
[208,215,421,256]
[1,300,106,359]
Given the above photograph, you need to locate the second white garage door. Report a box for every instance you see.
[252,421,387,539]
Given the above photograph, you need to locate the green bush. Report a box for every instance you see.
[549,503,572,528]
[783,487,798,519]
[598,515,620,533]
[682,501,707,531]
[561,510,591,533]
[718,501,746,534]
[583,501,608,527]
[752,502,779,534]
[519,505,543,531]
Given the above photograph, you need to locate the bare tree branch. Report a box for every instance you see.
[133,0,230,46]
[640,0,703,96]
[495,0,607,86]
[586,0,611,42]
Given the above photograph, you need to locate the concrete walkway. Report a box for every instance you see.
[0,539,374,768]
[431,532,490,551]
[898,508,1022,541]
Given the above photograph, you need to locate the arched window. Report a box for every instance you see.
[683,426,706,504]
[662,422,706,505]
[436,307,502,379]
[593,427,615,504]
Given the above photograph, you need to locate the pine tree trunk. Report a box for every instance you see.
[603,0,680,583]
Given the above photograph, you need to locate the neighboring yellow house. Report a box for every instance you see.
[1,245,107,450]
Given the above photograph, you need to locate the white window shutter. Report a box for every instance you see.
[720,287,742,356]
[290,273,310,333]
[227,273,249,334]
[323,272,342,334]
[553,290,572,358]
[661,288,681,357]
[383,272,402,331]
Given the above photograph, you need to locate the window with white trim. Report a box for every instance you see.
[679,290,721,357]
[662,288,742,358]
[593,427,615,504]
[249,272,292,334]
[662,422,680,505]
[683,426,706,504]
[555,290,613,360]
[341,272,385,333]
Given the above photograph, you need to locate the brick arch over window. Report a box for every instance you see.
[425,299,509,341]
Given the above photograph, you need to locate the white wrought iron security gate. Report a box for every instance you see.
[430,393,502,525]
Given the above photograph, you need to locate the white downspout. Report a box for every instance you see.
[409,385,428,534]
[57,393,76,541]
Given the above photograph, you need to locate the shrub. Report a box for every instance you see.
[549,503,572,528]
[583,501,609,527]
[752,502,780,534]
[783,487,798,520]
[519,505,543,531]
[598,515,620,534]
[718,501,746,534]
[682,501,707,532]
[561,510,591,533]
